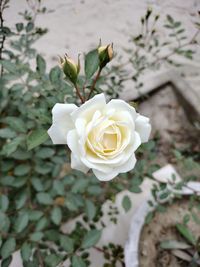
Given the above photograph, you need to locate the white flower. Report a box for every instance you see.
[48,94,151,181]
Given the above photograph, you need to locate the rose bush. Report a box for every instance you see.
[48,93,151,181]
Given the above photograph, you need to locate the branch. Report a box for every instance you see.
[0,0,7,76]
[151,29,200,65]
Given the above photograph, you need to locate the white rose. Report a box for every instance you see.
[48,94,151,181]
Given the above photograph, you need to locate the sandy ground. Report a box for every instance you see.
[4,0,200,101]
[5,0,200,67]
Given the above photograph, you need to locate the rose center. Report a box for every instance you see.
[102,132,117,151]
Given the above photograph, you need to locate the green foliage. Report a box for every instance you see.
[1,1,199,266]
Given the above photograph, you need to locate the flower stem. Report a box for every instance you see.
[87,67,102,100]
[75,83,85,104]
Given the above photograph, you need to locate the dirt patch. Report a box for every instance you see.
[139,199,200,267]
[138,84,200,167]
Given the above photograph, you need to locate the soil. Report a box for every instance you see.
[139,199,200,267]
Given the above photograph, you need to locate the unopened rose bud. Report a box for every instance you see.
[60,54,80,84]
[98,44,113,68]
[145,7,152,21]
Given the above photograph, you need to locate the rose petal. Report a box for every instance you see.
[93,152,136,181]
[93,168,119,181]
[71,93,106,122]
[71,153,89,173]
[135,114,151,143]
[48,103,77,144]
[67,129,84,156]
[107,99,137,122]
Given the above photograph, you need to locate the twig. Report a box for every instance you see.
[94,246,104,253]
[152,29,200,65]
[36,247,44,267]
[87,67,102,100]
[26,0,41,22]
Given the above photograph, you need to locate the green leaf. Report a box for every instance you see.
[16,23,23,32]
[26,22,34,32]
[35,148,55,159]
[0,195,9,212]
[0,60,16,73]
[71,178,88,193]
[15,190,27,209]
[14,213,29,233]
[27,129,49,150]
[14,164,31,176]
[49,66,62,84]
[1,136,24,156]
[4,117,26,133]
[44,229,60,242]
[60,235,74,253]
[12,149,32,160]
[84,49,99,79]
[0,128,16,139]
[44,254,63,267]
[87,185,102,196]
[30,232,44,242]
[1,256,12,267]
[31,177,44,192]
[81,229,102,249]
[166,14,174,24]
[51,206,62,225]
[160,240,191,250]
[174,21,181,28]
[29,210,43,221]
[35,216,48,231]
[130,185,142,193]
[176,224,196,245]
[145,211,154,224]
[21,242,32,261]
[36,192,53,205]
[0,238,16,259]
[122,195,132,212]
[72,255,86,267]
[53,180,65,195]
[35,164,52,175]
[12,177,27,188]
[85,199,96,221]
[0,211,10,232]
[36,54,46,75]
